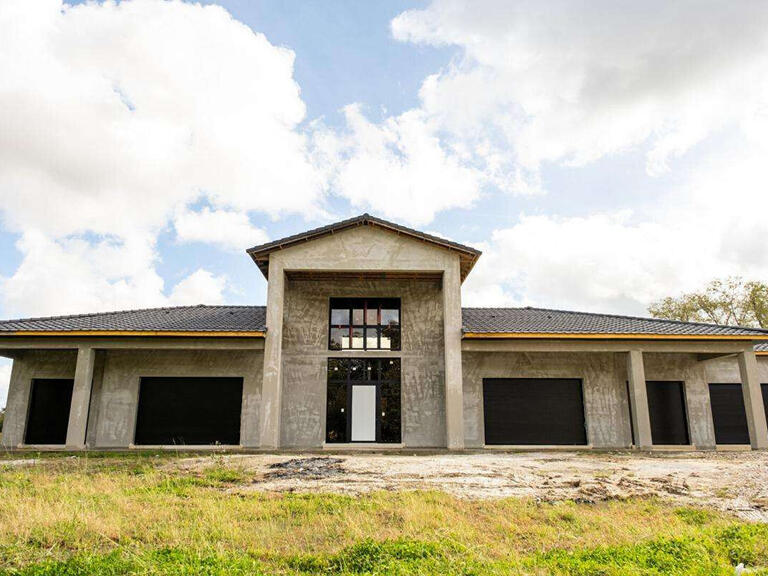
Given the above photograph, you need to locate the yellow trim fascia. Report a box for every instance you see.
[6,330,265,338]
[462,332,764,341]
[756,351,768,356]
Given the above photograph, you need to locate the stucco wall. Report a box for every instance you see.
[462,351,632,448]
[92,349,263,447]
[1,348,262,448]
[641,353,715,448]
[280,278,445,447]
[1,350,78,447]
[461,352,768,449]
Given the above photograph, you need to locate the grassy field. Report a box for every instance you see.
[0,452,766,575]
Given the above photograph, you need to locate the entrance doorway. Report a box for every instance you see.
[326,358,401,443]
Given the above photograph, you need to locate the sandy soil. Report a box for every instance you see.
[178,451,768,522]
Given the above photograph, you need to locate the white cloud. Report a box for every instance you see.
[315,104,483,225]
[168,269,227,306]
[392,0,768,184]
[388,1,768,313]
[0,0,325,317]
[174,207,269,251]
[0,359,10,410]
[463,137,768,314]
[0,230,228,317]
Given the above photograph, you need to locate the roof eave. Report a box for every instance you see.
[0,330,266,338]
[462,332,768,341]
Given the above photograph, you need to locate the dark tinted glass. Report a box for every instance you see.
[380,380,402,443]
[380,358,401,381]
[349,359,365,380]
[325,381,347,443]
[328,358,348,380]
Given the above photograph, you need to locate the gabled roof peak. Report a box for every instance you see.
[246,213,481,281]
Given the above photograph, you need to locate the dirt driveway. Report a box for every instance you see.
[177,450,768,521]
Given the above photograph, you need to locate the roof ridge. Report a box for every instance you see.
[0,304,266,325]
[246,212,481,256]
[461,306,768,334]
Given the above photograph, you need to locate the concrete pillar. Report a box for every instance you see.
[683,360,716,449]
[627,350,653,449]
[1,358,28,447]
[737,350,768,450]
[443,258,465,450]
[260,258,285,449]
[65,347,96,449]
[240,352,264,448]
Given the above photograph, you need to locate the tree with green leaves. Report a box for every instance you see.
[648,277,768,328]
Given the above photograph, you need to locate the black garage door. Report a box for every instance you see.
[483,378,587,445]
[25,379,74,445]
[709,384,750,445]
[646,381,689,445]
[134,377,243,445]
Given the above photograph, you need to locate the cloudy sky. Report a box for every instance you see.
[2,0,768,406]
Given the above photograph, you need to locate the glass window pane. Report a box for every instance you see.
[364,359,377,380]
[382,325,401,351]
[329,328,347,350]
[325,381,347,443]
[365,328,378,350]
[381,358,401,381]
[352,308,364,325]
[381,308,399,326]
[330,308,349,325]
[366,307,378,325]
[350,327,364,349]
[380,329,391,350]
[327,358,348,380]
[349,359,365,380]
[380,380,401,443]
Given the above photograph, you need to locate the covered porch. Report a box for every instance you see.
[461,338,768,451]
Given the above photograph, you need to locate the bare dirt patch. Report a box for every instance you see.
[177,451,768,521]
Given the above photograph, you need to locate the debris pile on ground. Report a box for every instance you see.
[265,457,345,480]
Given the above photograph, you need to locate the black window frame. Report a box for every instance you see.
[328,298,401,351]
[325,358,401,444]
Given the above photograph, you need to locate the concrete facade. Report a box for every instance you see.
[1,221,767,451]
[2,348,262,448]
[258,225,464,449]
[280,277,444,448]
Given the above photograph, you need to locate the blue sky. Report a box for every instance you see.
[1,0,768,405]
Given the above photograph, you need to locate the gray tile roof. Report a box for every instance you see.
[1,304,766,340]
[756,342,768,352]
[0,305,266,333]
[462,307,768,338]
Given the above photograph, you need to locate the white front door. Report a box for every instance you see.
[351,385,376,441]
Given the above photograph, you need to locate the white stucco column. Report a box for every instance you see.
[443,258,465,450]
[65,346,96,449]
[260,257,285,449]
[626,350,653,449]
[737,349,768,450]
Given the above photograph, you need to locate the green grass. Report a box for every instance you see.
[0,454,766,575]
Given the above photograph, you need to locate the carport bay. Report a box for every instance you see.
[462,339,768,450]
[0,337,264,449]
